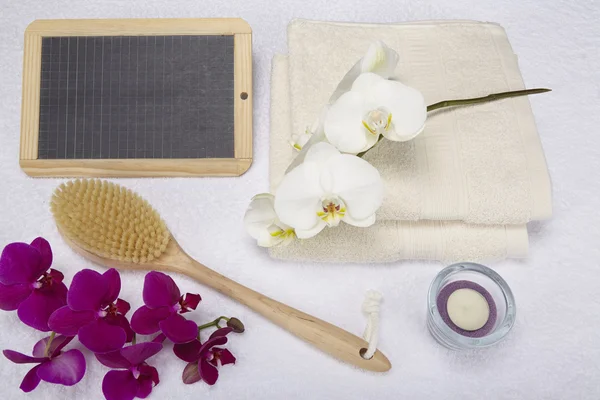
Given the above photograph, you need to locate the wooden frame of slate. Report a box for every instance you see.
[19,18,252,177]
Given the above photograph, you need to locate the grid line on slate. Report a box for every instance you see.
[38,35,235,160]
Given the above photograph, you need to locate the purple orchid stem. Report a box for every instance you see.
[196,316,228,331]
[197,316,245,333]
[43,331,56,358]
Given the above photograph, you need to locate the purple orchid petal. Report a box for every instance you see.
[67,269,108,311]
[115,298,131,315]
[46,280,68,302]
[182,362,202,384]
[198,336,228,357]
[198,358,219,385]
[182,293,201,311]
[158,314,198,344]
[143,272,180,308]
[106,314,135,343]
[120,342,163,366]
[0,282,31,311]
[173,339,202,362]
[131,305,171,335]
[20,365,42,393]
[0,242,42,285]
[48,268,64,284]
[102,269,121,305]
[79,319,127,354]
[32,337,51,358]
[152,333,167,343]
[209,327,234,339]
[96,350,131,369]
[48,306,95,336]
[37,349,86,386]
[17,289,67,332]
[3,349,46,364]
[136,376,154,398]
[102,370,139,400]
[32,335,74,358]
[139,364,160,386]
[29,238,53,274]
[216,348,236,366]
[51,336,75,357]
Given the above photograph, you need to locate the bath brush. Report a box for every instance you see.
[50,179,391,372]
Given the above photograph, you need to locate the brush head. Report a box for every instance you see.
[51,179,171,264]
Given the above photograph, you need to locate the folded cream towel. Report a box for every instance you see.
[286,19,552,225]
[269,54,529,263]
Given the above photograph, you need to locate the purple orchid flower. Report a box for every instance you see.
[131,272,201,344]
[96,342,162,400]
[173,327,236,385]
[48,268,134,354]
[3,335,85,392]
[0,238,67,331]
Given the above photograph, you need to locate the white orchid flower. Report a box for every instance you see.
[286,41,399,172]
[324,72,427,154]
[244,193,296,247]
[290,128,313,151]
[274,142,383,239]
[330,40,399,103]
[361,40,399,78]
[291,105,330,151]
[285,105,329,171]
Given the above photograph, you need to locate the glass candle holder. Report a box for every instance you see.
[427,262,516,350]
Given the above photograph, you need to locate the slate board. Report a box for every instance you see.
[38,35,235,160]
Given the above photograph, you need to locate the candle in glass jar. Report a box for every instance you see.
[436,280,497,338]
[446,288,489,330]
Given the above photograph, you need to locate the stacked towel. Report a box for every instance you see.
[269,20,552,263]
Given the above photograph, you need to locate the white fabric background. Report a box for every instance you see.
[0,1,599,399]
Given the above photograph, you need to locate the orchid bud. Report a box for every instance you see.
[226,317,245,333]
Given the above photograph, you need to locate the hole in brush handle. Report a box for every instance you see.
[359,348,373,360]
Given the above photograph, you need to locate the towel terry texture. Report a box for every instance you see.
[268,20,552,262]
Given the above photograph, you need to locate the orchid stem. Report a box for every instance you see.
[426,88,551,112]
[197,316,229,332]
[357,88,551,158]
[132,334,137,345]
[44,331,56,358]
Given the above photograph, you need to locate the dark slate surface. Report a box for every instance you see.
[38,35,235,159]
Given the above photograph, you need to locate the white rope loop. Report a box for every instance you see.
[361,290,382,360]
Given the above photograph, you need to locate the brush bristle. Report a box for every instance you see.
[51,179,170,264]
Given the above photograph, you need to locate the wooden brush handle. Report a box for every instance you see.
[170,249,391,372]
